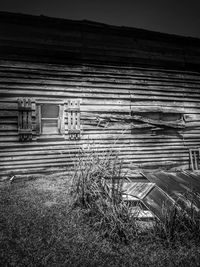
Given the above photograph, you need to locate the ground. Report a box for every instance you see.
[1,175,200,267]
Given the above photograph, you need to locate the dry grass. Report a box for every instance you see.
[153,190,200,243]
[1,175,200,266]
[70,147,138,244]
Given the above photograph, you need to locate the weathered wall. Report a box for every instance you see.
[1,60,200,180]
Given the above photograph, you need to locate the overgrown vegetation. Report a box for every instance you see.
[1,149,200,266]
[70,147,137,244]
[154,190,200,243]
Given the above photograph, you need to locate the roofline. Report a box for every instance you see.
[0,10,199,44]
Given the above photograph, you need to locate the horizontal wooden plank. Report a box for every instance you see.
[1,130,200,140]
[1,89,200,103]
[0,156,189,169]
[0,143,191,156]
[0,147,189,159]
[0,137,200,147]
[0,149,190,162]
[1,82,200,99]
[0,59,199,81]
[1,76,200,93]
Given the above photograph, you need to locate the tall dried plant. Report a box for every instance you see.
[70,146,137,243]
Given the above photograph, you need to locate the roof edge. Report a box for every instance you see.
[0,10,199,43]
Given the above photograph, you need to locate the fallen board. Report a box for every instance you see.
[141,170,200,221]
[122,182,155,201]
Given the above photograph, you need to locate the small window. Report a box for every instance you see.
[41,104,59,134]
[41,104,59,118]
[36,102,65,137]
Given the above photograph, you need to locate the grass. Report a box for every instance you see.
[1,176,200,266]
[153,189,200,243]
[1,149,200,266]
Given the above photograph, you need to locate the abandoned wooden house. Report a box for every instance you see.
[0,11,200,182]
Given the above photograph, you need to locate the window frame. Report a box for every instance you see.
[36,100,65,139]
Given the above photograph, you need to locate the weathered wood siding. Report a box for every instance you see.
[1,60,200,180]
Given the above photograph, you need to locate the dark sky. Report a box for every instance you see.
[0,0,200,38]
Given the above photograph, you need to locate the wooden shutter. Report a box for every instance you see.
[189,148,200,171]
[18,98,33,141]
[35,104,41,135]
[59,104,65,135]
[67,100,81,139]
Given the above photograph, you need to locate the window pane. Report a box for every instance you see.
[41,119,59,134]
[41,104,59,118]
